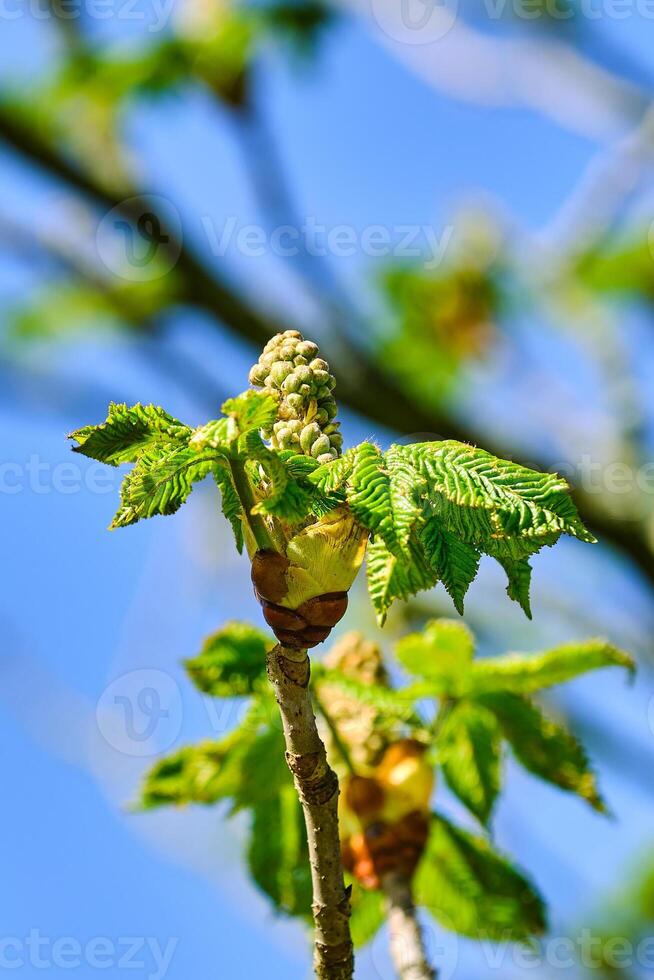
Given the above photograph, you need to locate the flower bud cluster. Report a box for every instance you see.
[248,330,342,464]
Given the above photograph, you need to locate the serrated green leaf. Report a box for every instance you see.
[247,784,313,918]
[189,417,235,451]
[348,882,385,949]
[69,402,191,466]
[240,432,311,522]
[414,814,547,941]
[138,734,246,809]
[437,701,502,825]
[222,389,278,436]
[404,441,594,547]
[316,667,418,724]
[231,722,291,810]
[346,442,398,553]
[421,518,480,614]
[496,556,533,618]
[465,639,634,697]
[212,464,245,552]
[479,692,606,812]
[110,446,215,528]
[309,448,357,493]
[385,443,427,550]
[185,621,273,697]
[396,618,475,687]
[366,534,438,625]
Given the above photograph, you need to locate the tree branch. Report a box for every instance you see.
[266,643,354,980]
[382,871,436,980]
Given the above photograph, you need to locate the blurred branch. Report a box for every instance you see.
[348,0,648,138]
[1,107,654,588]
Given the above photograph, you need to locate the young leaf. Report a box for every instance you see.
[189,417,235,451]
[240,431,311,522]
[496,556,533,618]
[222,390,278,436]
[309,446,358,494]
[348,883,385,949]
[385,443,427,551]
[346,442,398,553]
[396,618,475,687]
[185,621,273,697]
[366,535,438,625]
[464,639,634,697]
[316,667,418,724]
[138,735,246,809]
[414,814,547,941]
[479,692,606,812]
[109,446,215,528]
[70,402,191,465]
[437,702,503,825]
[230,723,291,811]
[421,518,480,614]
[247,784,313,918]
[212,464,245,552]
[404,441,594,546]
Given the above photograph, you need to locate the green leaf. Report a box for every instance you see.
[396,618,475,687]
[346,442,398,553]
[222,390,278,436]
[405,440,594,547]
[247,784,313,918]
[231,722,292,810]
[421,519,480,614]
[464,639,634,697]
[138,704,290,812]
[110,446,215,528]
[366,534,438,625]
[69,402,191,466]
[138,735,246,809]
[385,443,427,551]
[185,621,273,697]
[497,557,533,618]
[212,464,245,552]
[309,448,358,493]
[414,814,547,941]
[479,692,606,812]
[316,667,418,724]
[348,882,385,949]
[189,417,235,451]
[437,702,502,825]
[240,431,311,522]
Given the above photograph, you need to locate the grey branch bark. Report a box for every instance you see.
[266,643,354,980]
[382,871,436,980]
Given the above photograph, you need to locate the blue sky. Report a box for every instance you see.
[1,6,653,978]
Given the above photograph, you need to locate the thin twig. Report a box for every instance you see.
[381,870,436,980]
[313,689,357,776]
[266,643,354,980]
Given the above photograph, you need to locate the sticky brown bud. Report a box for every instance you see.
[251,550,289,604]
[297,592,348,628]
